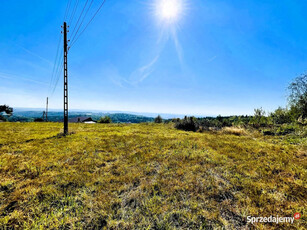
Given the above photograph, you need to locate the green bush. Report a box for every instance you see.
[175,116,199,131]
[154,115,163,123]
[270,107,292,124]
[275,124,298,136]
[288,74,307,119]
[249,108,271,128]
[171,118,180,123]
[98,116,112,123]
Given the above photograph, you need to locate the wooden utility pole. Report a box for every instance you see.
[63,22,68,134]
[46,97,48,122]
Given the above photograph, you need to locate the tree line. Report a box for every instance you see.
[166,74,307,134]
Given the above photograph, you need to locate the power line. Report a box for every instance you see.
[49,0,72,96]
[69,0,94,46]
[69,0,89,41]
[51,59,64,96]
[70,0,106,48]
[68,0,79,26]
[52,47,64,92]
[63,0,72,21]
[51,50,64,96]
[49,33,62,95]
[49,47,63,96]
[49,0,107,97]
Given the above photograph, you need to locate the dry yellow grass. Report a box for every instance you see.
[220,127,248,136]
[0,122,306,229]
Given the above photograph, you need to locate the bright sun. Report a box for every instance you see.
[156,0,183,23]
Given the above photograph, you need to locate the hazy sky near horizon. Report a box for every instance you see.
[1,0,307,116]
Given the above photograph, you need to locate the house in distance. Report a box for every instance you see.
[68,116,96,123]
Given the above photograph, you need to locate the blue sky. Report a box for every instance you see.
[1,0,307,116]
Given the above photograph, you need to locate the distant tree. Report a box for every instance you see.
[0,105,13,116]
[175,116,199,131]
[98,116,112,123]
[270,107,292,124]
[288,74,307,119]
[154,115,163,123]
[254,107,266,117]
[250,107,268,128]
[0,105,13,121]
[171,118,180,123]
[216,115,223,122]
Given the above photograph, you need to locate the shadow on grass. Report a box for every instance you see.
[0,132,76,147]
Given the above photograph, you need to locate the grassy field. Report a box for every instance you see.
[0,122,306,229]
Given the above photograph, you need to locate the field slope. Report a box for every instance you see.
[0,123,306,229]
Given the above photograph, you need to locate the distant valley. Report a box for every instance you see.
[8,110,155,123]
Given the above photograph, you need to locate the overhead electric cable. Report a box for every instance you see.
[69,0,94,45]
[63,0,72,21]
[70,0,106,48]
[69,0,89,40]
[49,34,62,94]
[68,0,79,26]
[51,57,64,96]
[49,0,72,96]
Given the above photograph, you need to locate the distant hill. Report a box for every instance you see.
[13,108,192,119]
[8,110,154,123]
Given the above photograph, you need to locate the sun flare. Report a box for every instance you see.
[155,0,184,23]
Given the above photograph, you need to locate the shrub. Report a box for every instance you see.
[34,118,44,122]
[171,118,180,123]
[270,107,292,124]
[175,116,199,131]
[276,124,297,136]
[249,108,270,128]
[288,74,307,119]
[98,116,112,123]
[154,115,163,123]
[231,116,250,127]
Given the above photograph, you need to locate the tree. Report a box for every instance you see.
[98,116,112,123]
[0,105,13,121]
[270,107,291,124]
[175,116,199,131]
[154,115,163,123]
[288,74,307,119]
[171,118,180,123]
[254,107,265,117]
[250,107,268,128]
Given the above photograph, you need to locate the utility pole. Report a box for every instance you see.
[63,22,69,135]
[46,97,48,122]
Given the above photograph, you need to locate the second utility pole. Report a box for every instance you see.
[46,97,48,122]
[63,22,68,135]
